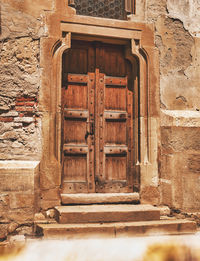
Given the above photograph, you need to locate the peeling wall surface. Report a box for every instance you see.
[146,0,200,212]
[0,0,200,239]
[0,2,44,160]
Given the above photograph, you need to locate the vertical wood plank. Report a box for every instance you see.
[88,72,95,192]
[98,72,105,191]
[94,68,100,186]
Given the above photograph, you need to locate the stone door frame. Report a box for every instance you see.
[39,4,160,209]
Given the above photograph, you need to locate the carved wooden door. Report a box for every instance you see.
[61,40,134,193]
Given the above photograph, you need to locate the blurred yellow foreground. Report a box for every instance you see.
[1,233,200,261]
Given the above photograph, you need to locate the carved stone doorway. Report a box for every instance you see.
[61,40,138,194]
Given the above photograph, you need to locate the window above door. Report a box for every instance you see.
[68,0,135,20]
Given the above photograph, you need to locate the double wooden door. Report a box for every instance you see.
[61,40,135,193]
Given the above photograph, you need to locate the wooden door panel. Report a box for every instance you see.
[105,155,127,180]
[64,84,88,109]
[103,45,126,77]
[62,42,95,75]
[64,119,87,144]
[63,155,87,182]
[96,74,133,193]
[62,41,135,194]
[61,72,95,193]
[105,87,127,110]
[105,120,126,144]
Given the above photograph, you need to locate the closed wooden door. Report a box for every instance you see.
[61,40,135,193]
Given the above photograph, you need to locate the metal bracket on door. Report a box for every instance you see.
[85,121,95,140]
[95,176,100,185]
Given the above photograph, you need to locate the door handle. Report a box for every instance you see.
[85,121,95,140]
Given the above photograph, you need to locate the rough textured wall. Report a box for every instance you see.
[0,0,53,240]
[146,0,200,211]
[0,2,46,160]
[0,0,200,241]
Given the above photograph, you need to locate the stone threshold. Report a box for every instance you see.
[61,193,140,205]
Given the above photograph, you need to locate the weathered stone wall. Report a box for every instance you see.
[0,2,45,160]
[0,0,53,240]
[0,161,39,240]
[146,0,200,211]
[0,0,200,241]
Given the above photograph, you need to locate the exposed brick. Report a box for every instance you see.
[25,102,36,107]
[0,117,14,122]
[15,102,26,106]
[16,107,27,112]
[16,97,36,102]
[16,102,36,107]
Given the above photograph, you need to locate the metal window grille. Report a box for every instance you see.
[70,0,129,20]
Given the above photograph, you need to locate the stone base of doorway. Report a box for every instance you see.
[61,193,140,205]
[36,204,197,239]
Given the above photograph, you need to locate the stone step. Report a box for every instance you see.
[54,204,160,224]
[61,193,140,205]
[36,219,197,239]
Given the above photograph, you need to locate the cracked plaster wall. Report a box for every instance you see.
[146,0,200,211]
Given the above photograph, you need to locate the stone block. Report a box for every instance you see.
[61,193,140,205]
[140,186,160,205]
[55,204,160,224]
[0,172,34,192]
[182,174,200,211]
[160,181,172,206]
[41,188,60,200]
[161,127,200,153]
[160,151,200,211]
[0,161,39,192]
[40,199,60,210]
[9,193,34,209]
[7,209,34,222]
